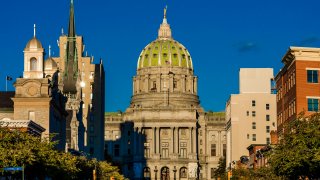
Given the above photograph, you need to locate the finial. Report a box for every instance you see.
[61,28,64,35]
[164,5,167,19]
[33,24,36,37]
[49,45,51,57]
[71,0,74,4]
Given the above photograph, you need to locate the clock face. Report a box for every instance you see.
[27,86,38,96]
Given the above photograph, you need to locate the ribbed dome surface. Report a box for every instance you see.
[25,37,43,49]
[137,39,193,70]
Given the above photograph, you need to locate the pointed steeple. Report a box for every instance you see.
[158,6,172,39]
[64,0,78,93]
[68,0,76,38]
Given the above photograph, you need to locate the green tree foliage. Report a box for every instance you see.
[214,157,227,179]
[0,128,124,179]
[231,166,282,180]
[269,113,320,179]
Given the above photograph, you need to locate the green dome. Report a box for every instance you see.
[137,39,193,70]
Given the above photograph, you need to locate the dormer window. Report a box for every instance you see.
[163,53,167,58]
[173,54,177,58]
[30,57,37,71]
[153,54,157,58]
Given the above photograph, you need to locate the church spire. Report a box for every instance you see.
[158,6,172,39]
[68,0,75,37]
[64,0,78,93]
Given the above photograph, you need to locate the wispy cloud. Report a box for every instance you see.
[233,42,258,53]
[297,37,320,46]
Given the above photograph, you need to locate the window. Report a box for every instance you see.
[247,134,250,139]
[307,70,318,83]
[151,81,156,90]
[266,115,270,121]
[252,134,256,141]
[153,54,157,58]
[223,144,226,157]
[180,167,188,178]
[144,147,150,158]
[308,98,319,112]
[211,144,216,156]
[28,111,35,121]
[173,80,177,89]
[246,111,249,116]
[180,148,187,158]
[211,168,215,179]
[90,125,94,133]
[200,139,203,145]
[200,149,203,155]
[266,104,270,110]
[252,111,256,117]
[114,144,120,157]
[90,93,93,100]
[30,58,37,71]
[267,137,271,144]
[252,100,256,107]
[90,71,94,79]
[144,167,151,179]
[252,122,256,129]
[161,143,169,158]
[266,126,270,133]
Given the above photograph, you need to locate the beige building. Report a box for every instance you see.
[225,68,276,168]
[104,8,226,180]
[0,1,105,159]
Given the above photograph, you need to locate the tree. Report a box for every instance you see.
[214,157,227,179]
[0,128,124,179]
[269,113,320,179]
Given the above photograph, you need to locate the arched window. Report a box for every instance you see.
[143,167,151,180]
[30,57,37,71]
[180,167,187,178]
[161,167,170,180]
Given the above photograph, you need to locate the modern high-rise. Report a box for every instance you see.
[104,8,226,180]
[225,68,276,168]
[275,46,320,134]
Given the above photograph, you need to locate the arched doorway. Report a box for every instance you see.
[161,166,170,180]
[143,167,151,180]
[180,167,188,179]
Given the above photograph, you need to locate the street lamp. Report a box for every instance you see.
[173,166,177,180]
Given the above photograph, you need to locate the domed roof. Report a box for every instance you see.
[137,39,193,69]
[25,37,43,49]
[44,57,57,70]
[137,8,193,70]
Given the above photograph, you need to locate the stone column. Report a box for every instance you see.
[136,76,140,94]
[174,127,178,154]
[190,76,194,94]
[189,127,193,153]
[157,74,161,93]
[218,131,221,156]
[194,76,198,95]
[155,127,160,154]
[150,127,156,154]
[192,127,197,155]
[169,73,174,92]
[132,77,135,95]
[170,127,174,155]
[144,74,149,93]
[181,75,186,93]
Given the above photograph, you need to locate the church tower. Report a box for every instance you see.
[23,25,44,79]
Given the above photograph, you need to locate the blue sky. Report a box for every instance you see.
[1,0,320,112]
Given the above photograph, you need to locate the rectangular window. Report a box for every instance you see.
[252,100,256,107]
[252,134,256,141]
[211,144,216,156]
[144,148,150,158]
[252,122,256,129]
[161,148,169,158]
[308,98,319,112]
[252,111,256,117]
[266,114,270,121]
[247,134,250,139]
[266,126,270,133]
[307,70,318,83]
[90,71,94,79]
[266,104,270,110]
[266,137,271,144]
[180,148,187,158]
[246,111,249,116]
[223,144,226,157]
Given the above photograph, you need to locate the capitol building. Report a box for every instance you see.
[105,8,226,180]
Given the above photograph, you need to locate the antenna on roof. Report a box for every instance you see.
[33,24,36,37]
[49,45,51,57]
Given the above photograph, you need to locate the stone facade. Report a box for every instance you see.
[104,8,226,180]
